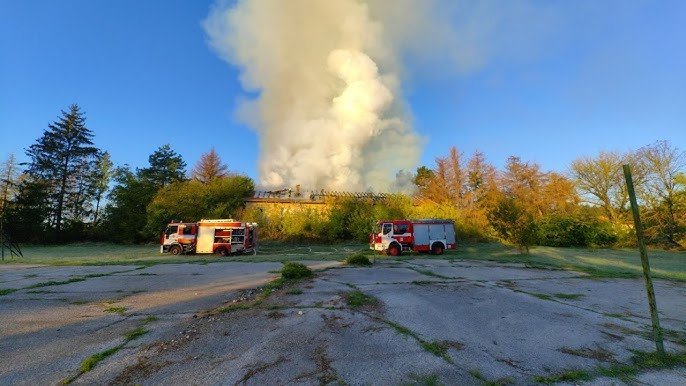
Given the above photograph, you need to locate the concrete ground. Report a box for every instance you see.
[0,259,684,385]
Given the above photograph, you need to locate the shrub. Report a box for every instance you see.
[537,214,617,248]
[281,262,313,280]
[345,252,372,266]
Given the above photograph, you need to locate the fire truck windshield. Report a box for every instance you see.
[382,223,392,235]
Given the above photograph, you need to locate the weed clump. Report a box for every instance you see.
[345,290,378,309]
[281,262,313,280]
[345,252,372,266]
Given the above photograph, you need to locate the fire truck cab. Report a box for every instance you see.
[370,219,456,256]
[161,219,258,256]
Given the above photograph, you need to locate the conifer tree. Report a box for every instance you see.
[25,104,99,231]
[191,148,228,183]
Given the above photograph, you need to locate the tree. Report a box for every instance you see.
[103,166,158,243]
[488,196,538,254]
[191,148,228,183]
[104,145,187,242]
[638,141,686,246]
[0,153,21,216]
[570,151,645,224]
[139,144,186,188]
[24,104,99,232]
[6,180,51,242]
[90,151,113,225]
[145,175,255,237]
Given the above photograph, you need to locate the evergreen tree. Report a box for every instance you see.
[104,166,158,243]
[104,145,186,242]
[191,148,228,183]
[139,144,186,187]
[6,180,51,242]
[25,104,99,232]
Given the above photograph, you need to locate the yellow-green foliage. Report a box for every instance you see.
[239,204,330,241]
[146,176,254,236]
[238,194,494,243]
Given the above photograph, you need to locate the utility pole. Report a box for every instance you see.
[623,164,665,356]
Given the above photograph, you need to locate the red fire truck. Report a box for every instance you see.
[160,219,258,256]
[370,219,456,256]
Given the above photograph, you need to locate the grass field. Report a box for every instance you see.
[1,242,684,281]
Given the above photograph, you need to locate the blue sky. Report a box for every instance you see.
[1,0,685,181]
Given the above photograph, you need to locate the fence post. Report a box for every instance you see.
[623,164,665,356]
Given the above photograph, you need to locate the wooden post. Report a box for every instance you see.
[623,164,665,356]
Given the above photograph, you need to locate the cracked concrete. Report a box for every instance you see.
[1,259,684,385]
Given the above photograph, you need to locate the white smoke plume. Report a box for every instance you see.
[203,0,558,191]
[204,0,422,192]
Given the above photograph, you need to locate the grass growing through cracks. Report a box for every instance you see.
[554,293,584,300]
[62,316,158,384]
[216,261,313,314]
[0,288,17,296]
[469,369,514,386]
[344,290,378,309]
[534,350,686,384]
[533,370,592,384]
[103,306,127,315]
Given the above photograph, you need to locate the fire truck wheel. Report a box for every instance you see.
[387,244,401,257]
[169,245,182,255]
[431,242,444,255]
[216,247,229,256]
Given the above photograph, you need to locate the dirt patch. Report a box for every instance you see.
[267,311,285,319]
[321,313,352,330]
[111,356,170,385]
[236,356,288,385]
[559,346,615,362]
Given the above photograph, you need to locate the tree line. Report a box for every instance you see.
[0,105,254,243]
[1,104,684,251]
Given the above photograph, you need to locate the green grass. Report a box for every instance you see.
[451,243,686,282]
[534,369,592,384]
[3,242,685,282]
[143,315,158,323]
[402,373,443,386]
[531,293,553,301]
[287,288,303,295]
[62,318,157,384]
[554,293,585,300]
[103,306,126,315]
[469,369,514,386]
[419,341,451,362]
[379,318,455,364]
[280,262,313,279]
[79,345,122,373]
[123,327,149,341]
[3,241,367,266]
[0,288,17,296]
[596,350,686,382]
[345,252,372,266]
[26,277,87,288]
[344,290,379,309]
[535,350,686,384]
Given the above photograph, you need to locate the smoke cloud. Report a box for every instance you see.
[203,0,558,191]
[204,0,424,192]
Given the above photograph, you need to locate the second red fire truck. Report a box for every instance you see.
[370,219,456,256]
